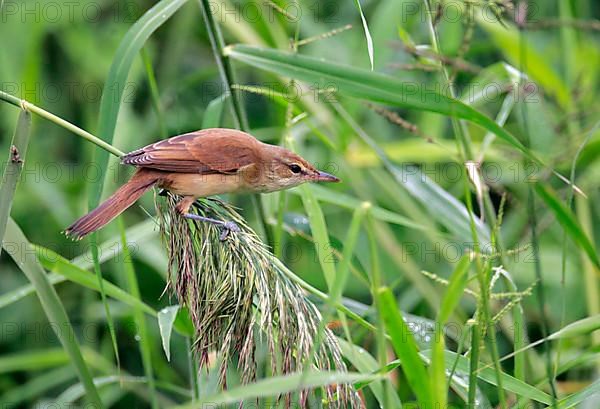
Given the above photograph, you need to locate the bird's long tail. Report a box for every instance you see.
[65,168,161,240]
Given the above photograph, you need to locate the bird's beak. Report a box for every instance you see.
[313,171,340,183]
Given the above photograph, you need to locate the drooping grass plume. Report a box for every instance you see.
[156,192,362,408]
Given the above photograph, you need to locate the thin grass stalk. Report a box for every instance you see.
[519,19,559,407]
[480,93,528,386]
[421,0,473,160]
[196,0,246,130]
[119,219,158,409]
[0,90,124,157]
[464,178,507,408]
[421,1,508,404]
[141,47,168,139]
[576,196,600,374]
[89,241,121,372]
[196,0,271,245]
[555,121,599,378]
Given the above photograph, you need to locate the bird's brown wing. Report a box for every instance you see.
[121,129,261,173]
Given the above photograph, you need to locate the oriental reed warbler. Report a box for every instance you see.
[65,128,340,239]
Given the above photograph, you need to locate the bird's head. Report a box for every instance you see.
[247,144,340,192]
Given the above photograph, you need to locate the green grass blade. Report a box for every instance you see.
[299,184,336,287]
[158,305,180,361]
[0,274,64,309]
[174,371,379,408]
[377,287,431,407]
[0,366,75,405]
[548,315,600,340]
[224,44,540,163]
[426,350,553,405]
[557,378,600,408]
[535,183,600,268]
[119,219,158,409]
[0,109,31,258]
[337,339,402,408]
[295,185,426,231]
[201,94,227,128]
[327,203,368,306]
[334,103,490,245]
[2,219,102,406]
[141,47,167,139]
[0,349,71,374]
[35,246,193,337]
[476,17,570,109]
[352,0,374,70]
[431,254,472,406]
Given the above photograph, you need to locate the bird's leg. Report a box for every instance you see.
[176,196,240,240]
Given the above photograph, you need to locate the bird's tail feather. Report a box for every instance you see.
[65,169,160,240]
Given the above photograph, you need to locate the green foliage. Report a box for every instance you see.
[1,0,600,407]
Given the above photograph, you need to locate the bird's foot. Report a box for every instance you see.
[183,213,240,241]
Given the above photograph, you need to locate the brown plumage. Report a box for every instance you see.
[65,128,339,239]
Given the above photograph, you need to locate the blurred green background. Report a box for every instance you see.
[1,0,600,407]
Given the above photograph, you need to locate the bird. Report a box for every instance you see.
[64,128,340,240]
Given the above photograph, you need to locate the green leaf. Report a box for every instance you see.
[394,165,490,245]
[431,255,472,406]
[338,339,402,408]
[158,305,180,362]
[438,255,472,324]
[548,315,600,340]
[327,204,367,306]
[296,185,426,231]
[119,219,158,409]
[422,350,553,405]
[0,366,75,405]
[535,183,600,268]
[377,287,431,407]
[0,274,64,309]
[174,371,379,407]
[476,17,570,109]
[224,44,539,163]
[557,378,600,408]
[334,103,490,246]
[0,109,31,258]
[352,0,374,70]
[202,94,227,128]
[299,184,336,288]
[2,219,102,405]
[35,246,193,337]
[0,349,70,374]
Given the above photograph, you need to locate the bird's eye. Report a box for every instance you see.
[289,164,302,174]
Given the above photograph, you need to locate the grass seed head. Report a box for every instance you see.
[156,192,362,408]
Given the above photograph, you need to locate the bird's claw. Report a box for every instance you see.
[219,221,240,241]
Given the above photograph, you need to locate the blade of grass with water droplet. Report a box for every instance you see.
[377,286,431,407]
[431,254,472,406]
